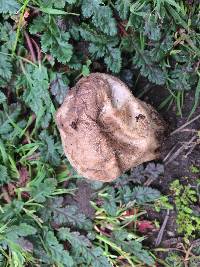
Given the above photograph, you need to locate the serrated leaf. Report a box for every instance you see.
[0,164,9,185]
[30,15,73,63]
[29,178,57,203]
[102,188,117,216]
[29,16,47,34]
[92,7,117,36]
[53,204,92,230]
[104,48,121,73]
[0,22,16,50]
[39,0,77,9]
[0,0,19,14]
[169,68,191,91]
[81,0,100,17]
[78,24,120,72]
[43,197,93,230]
[58,228,111,267]
[133,49,166,85]
[115,0,131,20]
[43,229,74,267]
[81,0,117,36]
[122,186,161,204]
[17,64,55,128]
[0,53,12,84]
[0,103,25,141]
[144,15,161,41]
[0,90,6,104]
[39,130,62,166]
[50,73,69,104]
[113,230,155,266]
[6,223,37,242]
[143,162,164,180]
[122,239,155,266]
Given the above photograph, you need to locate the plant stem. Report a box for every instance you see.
[12,0,30,56]
[96,234,135,267]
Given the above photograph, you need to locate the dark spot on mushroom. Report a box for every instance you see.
[70,121,78,130]
[135,114,146,122]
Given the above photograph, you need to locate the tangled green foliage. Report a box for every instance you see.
[1,1,200,87]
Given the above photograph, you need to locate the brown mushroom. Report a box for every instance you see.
[56,73,166,182]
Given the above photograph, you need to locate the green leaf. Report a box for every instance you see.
[17,64,55,128]
[39,0,77,9]
[0,0,19,14]
[0,21,16,50]
[115,0,131,20]
[167,4,188,29]
[29,16,47,34]
[144,15,161,41]
[29,178,57,203]
[50,73,69,104]
[41,31,73,63]
[58,228,111,267]
[43,197,93,230]
[81,0,117,36]
[102,188,117,216]
[169,68,191,91]
[0,90,6,104]
[78,24,120,72]
[0,103,25,141]
[104,48,122,73]
[0,200,24,222]
[30,15,73,63]
[43,229,74,267]
[122,186,161,204]
[133,49,166,85]
[53,204,92,229]
[39,130,62,166]
[0,53,12,87]
[121,239,155,266]
[0,164,9,185]
[6,223,37,242]
[39,7,75,15]
[113,230,155,266]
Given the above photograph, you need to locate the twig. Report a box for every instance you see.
[184,141,199,158]
[163,144,178,162]
[24,31,36,62]
[144,177,155,186]
[171,114,200,136]
[184,245,194,267]
[165,135,197,164]
[155,209,170,247]
[31,38,41,64]
[178,128,198,133]
[164,145,186,165]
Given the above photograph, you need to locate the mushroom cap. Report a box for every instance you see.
[56,73,166,182]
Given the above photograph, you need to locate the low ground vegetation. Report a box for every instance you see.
[0,1,200,266]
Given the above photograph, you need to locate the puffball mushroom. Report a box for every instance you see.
[56,73,166,182]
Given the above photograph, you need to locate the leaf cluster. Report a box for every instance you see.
[170,180,200,241]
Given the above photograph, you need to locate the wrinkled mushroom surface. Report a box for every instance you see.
[56,73,166,182]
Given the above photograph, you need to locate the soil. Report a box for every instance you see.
[135,75,200,250]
